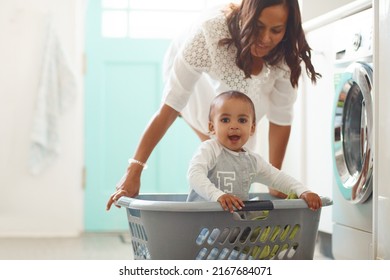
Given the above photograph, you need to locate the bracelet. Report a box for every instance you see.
[128,158,148,170]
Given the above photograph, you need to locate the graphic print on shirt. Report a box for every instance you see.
[216,171,236,193]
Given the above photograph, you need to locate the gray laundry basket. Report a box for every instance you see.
[116,193,332,260]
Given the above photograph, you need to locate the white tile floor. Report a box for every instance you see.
[0,232,332,260]
[0,232,134,260]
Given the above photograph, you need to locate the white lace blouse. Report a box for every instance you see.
[162,10,297,148]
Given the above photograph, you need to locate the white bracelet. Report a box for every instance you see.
[128,158,148,170]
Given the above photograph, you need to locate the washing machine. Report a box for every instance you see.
[331,7,374,259]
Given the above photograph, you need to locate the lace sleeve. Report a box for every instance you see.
[181,28,212,72]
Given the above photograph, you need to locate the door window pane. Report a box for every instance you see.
[102,0,128,9]
[101,0,237,38]
[129,0,206,11]
[128,11,198,38]
[102,11,128,38]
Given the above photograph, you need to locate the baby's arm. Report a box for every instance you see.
[187,141,226,201]
[253,153,322,210]
[299,191,322,211]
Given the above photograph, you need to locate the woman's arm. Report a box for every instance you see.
[268,122,291,198]
[106,104,179,210]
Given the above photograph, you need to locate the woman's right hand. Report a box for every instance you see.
[106,164,143,210]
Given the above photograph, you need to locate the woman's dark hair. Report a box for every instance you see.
[219,0,321,88]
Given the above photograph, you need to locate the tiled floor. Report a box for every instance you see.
[0,232,332,260]
[0,232,134,260]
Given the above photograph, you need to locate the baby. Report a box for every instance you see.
[186,90,322,212]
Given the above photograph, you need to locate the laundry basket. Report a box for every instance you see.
[116,193,332,260]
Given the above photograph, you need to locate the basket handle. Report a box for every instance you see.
[239,200,274,211]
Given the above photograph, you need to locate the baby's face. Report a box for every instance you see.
[209,98,255,152]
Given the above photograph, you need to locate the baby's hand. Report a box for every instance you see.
[299,191,322,211]
[218,194,245,213]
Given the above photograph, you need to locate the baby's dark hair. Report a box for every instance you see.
[209,90,256,123]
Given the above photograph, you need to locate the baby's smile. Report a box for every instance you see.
[228,135,241,141]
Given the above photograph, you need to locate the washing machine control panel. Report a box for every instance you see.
[352,33,362,51]
[333,9,373,63]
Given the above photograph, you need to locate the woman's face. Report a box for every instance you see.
[250,4,289,58]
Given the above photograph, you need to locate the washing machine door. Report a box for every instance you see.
[332,61,373,203]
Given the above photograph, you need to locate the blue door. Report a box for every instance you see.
[84,0,199,231]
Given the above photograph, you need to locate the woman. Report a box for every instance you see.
[106,0,320,210]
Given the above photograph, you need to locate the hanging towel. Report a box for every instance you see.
[29,21,78,174]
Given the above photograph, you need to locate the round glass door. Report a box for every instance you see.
[332,62,373,203]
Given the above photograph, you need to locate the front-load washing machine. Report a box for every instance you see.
[331,7,374,259]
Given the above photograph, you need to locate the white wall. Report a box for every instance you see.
[0,0,84,237]
[301,0,355,22]
[375,0,390,260]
